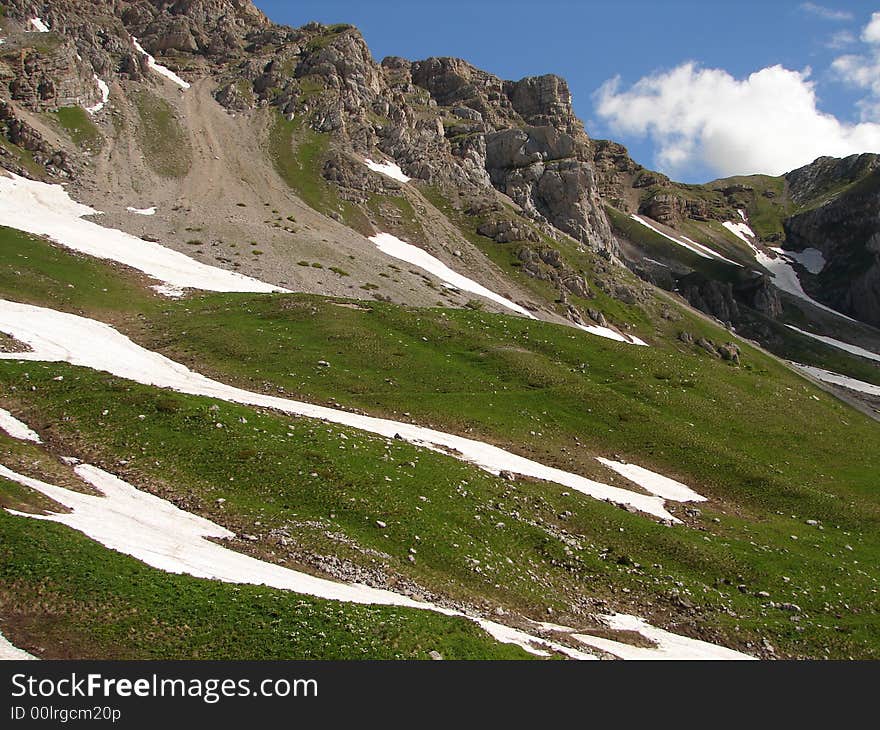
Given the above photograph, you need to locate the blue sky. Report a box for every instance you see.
[252,1,880,182]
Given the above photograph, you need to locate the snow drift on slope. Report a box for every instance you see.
[0,630,35,661]
[0,463,591,659]
[0,172,287,297]
[368,232,534,319]
[574,322,649,347]
[596,458,706,502]
[723,216,854,321]
[787,326,880,364]
[631,215,739,265]
[0,300,691,522]
[573,613,754,660]
[132,37,190,89]
[85,76,110,115]
[364,159,411,183]
[0,407,41,443]
[792,364,880,397]
[27,18,50,32]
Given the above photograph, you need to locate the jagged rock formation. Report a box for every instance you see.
[2,0,879,338]
[784,155,880,326]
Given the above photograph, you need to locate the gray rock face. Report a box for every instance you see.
[784,156,880,326]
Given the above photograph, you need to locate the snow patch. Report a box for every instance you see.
[632,215,739,265]
[368,232,535,319]
[757,249,855,321]
[573,613,754,660]
[0,407,41,443]
[723,219,852,321]
[28,18,50,33]
[85,76,110,115]
[0,462,590,660]
[596,458,706,503]
[787,326,880,363]
[0,172,286,296]
[780,247,826,275]
[0,300,681,522]
[792,364,880,397]
[722,220,757,246]
[0,630,35,661]
[364,158,411,183]
[132,37,190,90]
[126,206,157,216]
[574,323,648,347]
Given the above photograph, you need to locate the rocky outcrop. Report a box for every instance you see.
[784,159,880,326]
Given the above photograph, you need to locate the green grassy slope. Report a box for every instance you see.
[0,502,528,660]
[1,230,879,658]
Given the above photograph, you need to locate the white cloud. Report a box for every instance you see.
[826,29,857,49]
[594,63,880,178]
[800,3,854,21]
[832,12,880,120]
[863,11,880,42]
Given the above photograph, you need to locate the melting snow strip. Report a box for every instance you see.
[85,75,110,115]
[368,232,535,319]
[0,171,287,297]
[0,300,680,522]
[595,458,706,503]
[574,323,648,347]
[0,407,41,443]
[0,630,35,660]
[131,37,190,89]
[791,363,880,397]
[364,158,411,183]
[786,326,880,363]
[631,215,739,265]
[572,614,754,660]
[0,462,591,660]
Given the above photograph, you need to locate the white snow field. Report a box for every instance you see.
[631,215,739,265]
[126,206,157,216]
[787,325,880,363]
[596,458,706,503]
[0,630,35,661]
[0,408,41,443]
[85,75,110,115]
[368,233,535,319]
[27,17,50,32]
[0,299,694,522]
[0,172,287,297]
[0,454,748,660]
[0,463,592,660]
[131,37,191,89]
[364,158,411,183]
[573,613,754,660]
[723,217,856,322]
[792,364,880,397]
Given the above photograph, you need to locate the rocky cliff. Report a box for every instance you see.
[0,2,618,256]
[784,155,880,327]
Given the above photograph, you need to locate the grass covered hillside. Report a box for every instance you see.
[1,228,879,659]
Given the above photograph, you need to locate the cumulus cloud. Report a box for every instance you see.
[832,12,880,120]
[594,63,880,178]
[799,3,854,21]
